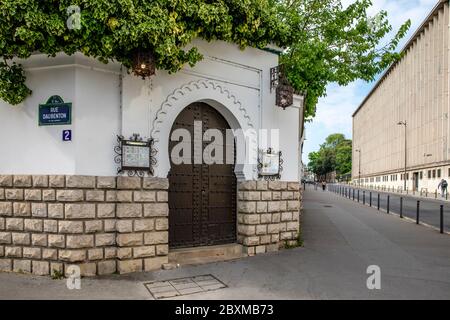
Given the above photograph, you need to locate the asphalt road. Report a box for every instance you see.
[1,187,450,299]
[329,185,450,233]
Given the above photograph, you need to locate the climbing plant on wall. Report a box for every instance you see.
[0,0,409,115]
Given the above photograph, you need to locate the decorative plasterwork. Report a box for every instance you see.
[150,79,254,142]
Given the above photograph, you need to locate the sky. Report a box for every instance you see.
[302,0,439,164]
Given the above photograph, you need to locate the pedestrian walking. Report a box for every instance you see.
[438,178,448,198]
[321,181,326,191]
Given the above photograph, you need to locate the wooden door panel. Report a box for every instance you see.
[169,102,236,249]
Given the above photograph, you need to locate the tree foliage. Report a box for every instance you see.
[0,0,409,108]
[278,0,411,119]
[308,133,352,180]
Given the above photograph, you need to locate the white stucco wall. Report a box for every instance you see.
[0,40,302,181]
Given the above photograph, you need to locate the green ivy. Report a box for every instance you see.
[0,0,409,116]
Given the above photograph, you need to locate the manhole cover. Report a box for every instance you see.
[144,274,227,300]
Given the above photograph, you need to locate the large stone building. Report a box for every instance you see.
[352,0,449,192]
[0,39,304,276]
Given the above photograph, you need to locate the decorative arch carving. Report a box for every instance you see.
[150,79,254,142]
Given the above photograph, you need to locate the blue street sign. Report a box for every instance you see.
[62,130,72,141]
[39,95,72,126]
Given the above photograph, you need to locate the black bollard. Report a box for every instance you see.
[387,195,390,213]
[363,191,365,205]
[400,197,403,218]
[440,205,444,234]
[377,194,380,211]
[369,192,372,207]
[416,201,420,224]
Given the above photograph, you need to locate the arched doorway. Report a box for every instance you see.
[168,102,237,249]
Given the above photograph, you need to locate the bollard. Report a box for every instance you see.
[369,192,372,207]
[377,194,380,211]
[440,205,444,234]
[363,191,365,205]
[387,195,390,213]
[400,197,403,218]
[353,189,355,201]
[416,201,420,224]
[357,190,360,202]
[435,190,437,199]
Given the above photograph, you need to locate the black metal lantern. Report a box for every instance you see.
[131,49,156,79]
[276,74,294,109]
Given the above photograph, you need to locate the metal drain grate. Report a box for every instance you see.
[144,274,227,299]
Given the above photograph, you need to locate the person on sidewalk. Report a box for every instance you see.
[322,181,327,191]
[438,179,448,198]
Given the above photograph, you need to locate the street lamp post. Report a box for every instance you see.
[398,121,407,191]
[355,149,361,187]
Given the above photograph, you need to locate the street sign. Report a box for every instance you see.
[62,130,72,141]
[39,95,72,126]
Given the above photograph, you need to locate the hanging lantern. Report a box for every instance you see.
[276,78,294,109]
[275,65,294,109]
[131,49,156,79]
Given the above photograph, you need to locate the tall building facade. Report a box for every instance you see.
[352,0,449,192]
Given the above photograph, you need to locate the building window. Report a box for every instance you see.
[433,170,436,178]
[438,169,441,178]
[428,170,431,179]
[420,172,423,180]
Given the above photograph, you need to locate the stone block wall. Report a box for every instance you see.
[0,175,169,276]
[237,181,300,255]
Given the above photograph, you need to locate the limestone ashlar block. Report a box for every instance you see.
[49,175,65,188]
[97,177,116,189]
[32,261,50,275]
[98,260,116,275]
[13,175,32,188]
[117,204,142,218]
[65,203,96,219]
[48,204,64,219]
[238,181,257,191]
[58,221,84,234]
[118,259,143,274]
[144,256,168,271]
[117,177,141,190]
[24,189,42,201]
[32,175,49,188]
[143,203,169,217]
[31,203,47,218]
[0,175,13,187]
[13,259,31,273]
[144,231,168,245]
[58,249,86,262]
[13,202,31,217]
[116,233,143,247]
[133,246,155,258]
[85,190,105,202]
[66,235,94,249]
[5,189,24,201]
[133,191,156,202]
[0,202,12,216]
[48,234,65,248]
[66,175,96,189]
[143,178,169,190]
[56,190,84,202]
[6,218,24,231]
[95,233,116,246]
[97,203,115,218]
[0,232,12,244]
